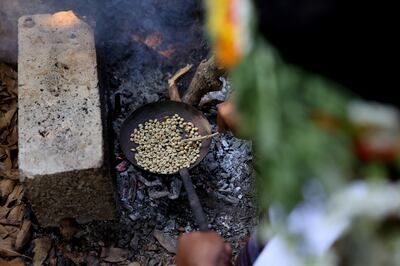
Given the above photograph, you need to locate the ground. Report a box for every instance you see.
[0,0,257,265]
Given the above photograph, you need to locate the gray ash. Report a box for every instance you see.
[96,1,257,262]
[1,0,257,263]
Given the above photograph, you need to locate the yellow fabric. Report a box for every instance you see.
[206,0,243,68]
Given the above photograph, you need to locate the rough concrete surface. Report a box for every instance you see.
[18,11,116,226]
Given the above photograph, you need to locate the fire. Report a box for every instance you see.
[132,33,175,59]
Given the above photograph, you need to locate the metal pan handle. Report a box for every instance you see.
[179,168,209,231]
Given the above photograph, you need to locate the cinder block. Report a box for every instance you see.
[18,11,116,226]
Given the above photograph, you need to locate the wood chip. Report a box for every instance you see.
[32,237,52,266]
[153,229,177,254]
[100,247,129,263]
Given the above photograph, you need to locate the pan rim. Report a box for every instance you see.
[119,100,212,175]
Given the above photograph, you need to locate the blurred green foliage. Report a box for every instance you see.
[231,38,355,212]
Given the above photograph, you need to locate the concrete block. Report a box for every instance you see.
[18,11,116,226]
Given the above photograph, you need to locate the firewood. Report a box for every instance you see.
[182,56,225,106]
[168,64,192,102]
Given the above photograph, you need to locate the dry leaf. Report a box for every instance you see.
[0,206,11,219]
[48,246,57,266]
[0,63,18,180]
[0,169,20,180]
[0,179,15,199]
[0,97,16,129]
[15,220,31,251]
[0,147,6,160]
[3,225,19,241]
[0,219,17,226]
[5,185,24,207]
[6,127,18,146]
[6,204,25,225]
[67,255,85,266]
[0,147,12,171]
[0,64,17,96]
[100,247,129,263]
[0,237,23,257]
[0,224,10,238]
[0,257,26,266]
[153,229,177,254]
[32,237,52,266]
[58,243,85,265]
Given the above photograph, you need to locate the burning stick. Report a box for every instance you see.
[168,64,193,102]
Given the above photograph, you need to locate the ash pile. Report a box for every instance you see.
[102,14,257,261]
[109,71,256,262]
[0,0,257,264]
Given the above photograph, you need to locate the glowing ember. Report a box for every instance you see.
[44,11,80,29]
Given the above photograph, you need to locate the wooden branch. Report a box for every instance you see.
[167,64,192,102]
[182,56,226,106]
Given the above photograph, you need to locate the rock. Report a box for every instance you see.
[215,192,240,205]
[136,190,145,200]
[129,233,139,250]
[18,11,116,226]
[128,212,140,222]
[164,219,176,232]
[148,258,158,266]
[100,247,129,263]
[153,229,177,254]
[168,178,182,200]
[207,161,219,172]
[148,189,169,199]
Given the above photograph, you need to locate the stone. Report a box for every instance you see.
[18,11,116,226]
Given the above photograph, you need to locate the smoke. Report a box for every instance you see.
[0,0,58,64]
[0,0,205,64]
